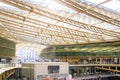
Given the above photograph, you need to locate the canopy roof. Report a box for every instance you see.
[0,0,120,45]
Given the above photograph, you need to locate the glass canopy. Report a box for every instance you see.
[0,0,120,45]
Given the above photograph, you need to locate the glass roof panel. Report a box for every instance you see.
[0,0,120,45]
[84,0,106,4]
[23,0,76,13]
[85,0,120,14]
[101,0,120,10]
[117,8,120,12]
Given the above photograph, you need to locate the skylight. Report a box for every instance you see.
[23,0,76,13]
[101,0,120,10]
[84,0,120,14]
[0,0,120,45]
[85,0,106,4]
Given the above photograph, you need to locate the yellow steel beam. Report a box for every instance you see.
[0,18,88,43]
[0,7,103,40]
[0,24,69,45]
[1,11,90,44]
[4,69,15,80]
[0,69,15,80]
[56,0,120,27]
[0,26,72,45]
[96,67,120,73]
[0,18,90,43]
[0,0,120,39]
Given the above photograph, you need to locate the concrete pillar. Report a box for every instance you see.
[96,58,98,64]
[119,58,120,64]
[83,59,87,64]
[99,58,102,64]
[114,58,117,64]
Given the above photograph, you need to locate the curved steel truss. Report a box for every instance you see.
[0,0,120,45]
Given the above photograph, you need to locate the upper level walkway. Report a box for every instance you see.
[0,63,120,80]
[76,74,120,80]
[69,64,120,67]
[0,65,21,74]
[0,63,21,80]
[70,64,120,75]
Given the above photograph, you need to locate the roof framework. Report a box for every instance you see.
[0,0,120,45]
